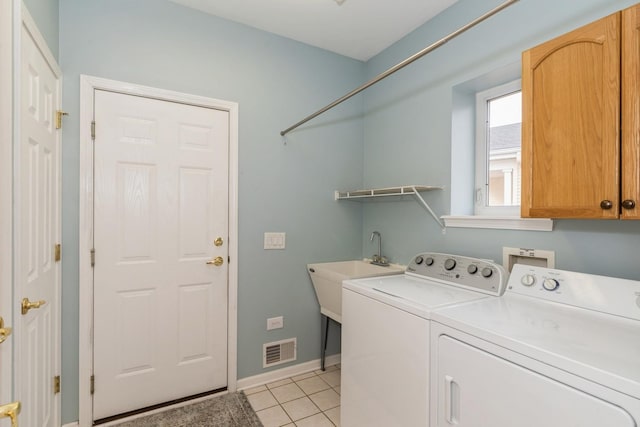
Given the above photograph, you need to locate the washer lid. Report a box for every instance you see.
[432,294,640,399]
[343,274,489,319]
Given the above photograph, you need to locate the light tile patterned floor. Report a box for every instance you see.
[245,365,341,427]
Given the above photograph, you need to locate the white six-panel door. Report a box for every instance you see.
[92,90,229,420]
[17,12,61,427]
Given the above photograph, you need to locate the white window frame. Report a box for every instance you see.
[475,79,522,216]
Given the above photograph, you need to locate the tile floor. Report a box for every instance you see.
[245,365,341,427]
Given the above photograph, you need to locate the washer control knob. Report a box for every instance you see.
[481,267,493,278]
[425,257,435,266]
[467,264,478,274]
[521,274,536,287]
[543,278,560,291]
[415,256,424,265]
[444,259,456,271]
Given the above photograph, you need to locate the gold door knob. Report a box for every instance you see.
[214,237,224,247]
[206,256,224,266]
[21,298,46,315]
[0,401,21,427]
[0,316,12,344]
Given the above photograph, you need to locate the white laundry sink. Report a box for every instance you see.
[307,260,403,323]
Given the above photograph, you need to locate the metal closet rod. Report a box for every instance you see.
[280,0,519,136]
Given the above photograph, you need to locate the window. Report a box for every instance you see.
[475,80,522,216]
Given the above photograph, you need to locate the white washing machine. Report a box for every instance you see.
[341,252,508,427]
[430,264,640,426]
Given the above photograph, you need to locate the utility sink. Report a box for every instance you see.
[307,260,403,323]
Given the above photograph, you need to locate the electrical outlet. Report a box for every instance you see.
[267,316,284,330]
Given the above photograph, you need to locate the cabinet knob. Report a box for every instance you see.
[600,200,613,210]
[621,199,636,210]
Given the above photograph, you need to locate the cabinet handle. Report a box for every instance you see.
[621,199,636,210]
[445,375,459,425]
[600,200,613,210]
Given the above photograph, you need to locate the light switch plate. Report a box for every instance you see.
[264,232,286,250]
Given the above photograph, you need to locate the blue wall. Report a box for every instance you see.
[56,0,640,423]
[59,0,364,422]
[23,0,59,59]
[361,0,640,277]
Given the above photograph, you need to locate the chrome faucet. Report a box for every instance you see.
[370,231,389,266]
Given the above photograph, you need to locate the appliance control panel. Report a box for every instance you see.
[507,264,640,321]
[406,252,508,296]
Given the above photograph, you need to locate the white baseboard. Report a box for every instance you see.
[237,354,341,391]
[63,422,79,427]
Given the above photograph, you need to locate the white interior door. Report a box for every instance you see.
[93,90,230,420]
[17,10,62,427]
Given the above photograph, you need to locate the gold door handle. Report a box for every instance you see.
[0,401,21,427]
[206,256,224,266]
[21,298,46,315]
[214,237,224,247]
[0,316,12,344]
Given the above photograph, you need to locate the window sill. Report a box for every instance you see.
[441,215,553,231]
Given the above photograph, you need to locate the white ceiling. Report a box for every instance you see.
[168,0,459,61]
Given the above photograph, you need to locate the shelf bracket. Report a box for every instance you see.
[410,186,446,232]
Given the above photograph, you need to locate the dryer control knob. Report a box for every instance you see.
[467,264,478,274]
[415,256,424,265]
[543,278,560,291]
[481,267,493,278]
[521,274,536,287]
[444,259,457,271]
[425,257,435,266]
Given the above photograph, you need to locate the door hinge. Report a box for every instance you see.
[90,375,95,395]
[54,375,61,394]
[90,248,95,267]
[54,243,62,262]
[91,121,96,140]
[55,110,68,130]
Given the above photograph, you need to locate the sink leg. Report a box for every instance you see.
[321,314,330,371]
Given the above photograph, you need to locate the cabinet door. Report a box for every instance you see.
[522,12,620,218]
[623,4,640,219]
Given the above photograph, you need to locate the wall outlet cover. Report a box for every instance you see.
[267,316,284,330]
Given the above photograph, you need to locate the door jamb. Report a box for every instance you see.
[0,0,14,407]
[78,75,239,427]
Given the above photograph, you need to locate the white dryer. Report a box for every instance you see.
[430,264,640,426]
[341,253,508,427]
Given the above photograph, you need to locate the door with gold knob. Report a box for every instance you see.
[16,8,62,427]
[93,88,229,420]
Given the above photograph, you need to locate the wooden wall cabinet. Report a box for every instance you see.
[521,5,640,219]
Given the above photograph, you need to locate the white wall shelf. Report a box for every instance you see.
[335,185,445,230]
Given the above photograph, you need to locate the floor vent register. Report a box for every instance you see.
[263,338,297,368]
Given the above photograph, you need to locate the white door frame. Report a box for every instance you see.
[0,0,15,411]
[78,75,239,427]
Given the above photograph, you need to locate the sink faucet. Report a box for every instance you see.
[370,231,388,266]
